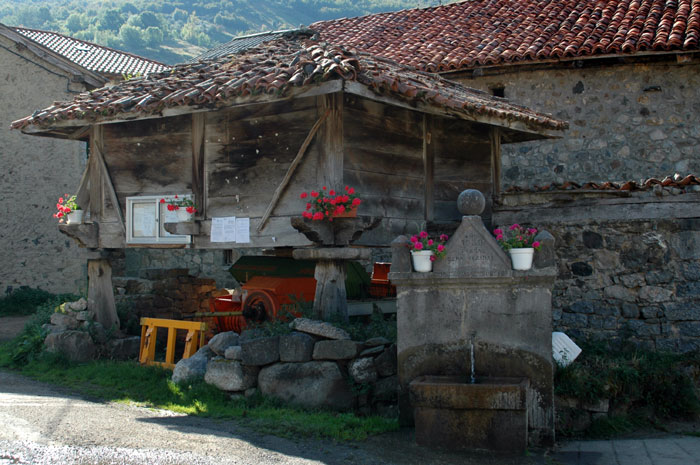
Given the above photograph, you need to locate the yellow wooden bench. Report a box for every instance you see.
[139,317,207,369]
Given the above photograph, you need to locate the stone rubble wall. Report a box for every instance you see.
[456,60,700,187]
[172,318,398,416]
[494,191,700,352]
[0,41,90,295]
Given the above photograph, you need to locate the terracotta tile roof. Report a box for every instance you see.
[14,27,169,77]
[11,37,567,134]
[505,174,700,193]
[312,0,700,72]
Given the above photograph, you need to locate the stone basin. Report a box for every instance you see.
[409,375,529,452]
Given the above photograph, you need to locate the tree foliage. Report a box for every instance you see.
[0,0,436,64]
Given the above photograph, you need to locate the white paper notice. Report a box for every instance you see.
[211,217,236,243]
[235,217,250,243]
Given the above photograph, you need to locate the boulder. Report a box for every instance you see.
[240,329,266,342]
[172,345,214,384]
[204,358,259,392]
[224,345,242,360]
[50,313,79,330]
[374,344,397,377]
[241,336,279,366]
[289,318,350,340]
[44,331,96,362]
[208,331,240,356]
[258,361,354,411]
[364,337,390,347]
[312,340,359,360]
[349,357,378,384]
[66,298,88,312]
[359,346,384,357]
[75,311,90,322]
[106,336,141,360]
[279,332,315,362]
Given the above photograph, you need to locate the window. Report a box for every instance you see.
[490,86,505,98]
[126,195,191,245]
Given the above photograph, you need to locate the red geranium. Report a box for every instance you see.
[299,186,362,221]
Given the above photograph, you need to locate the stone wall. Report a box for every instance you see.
[494,190,700,352]
[453,58,700,187]
[0,38,90,294]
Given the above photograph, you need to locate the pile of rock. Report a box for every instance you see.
[173,318,398,415]
[43,298,140,362]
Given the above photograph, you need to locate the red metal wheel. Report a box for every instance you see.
[242,290,279,324]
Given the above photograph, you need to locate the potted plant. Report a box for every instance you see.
[300,185,362,221]
[493,224,541,270]
[53,194,82,224]
[160,196,197,222]
[407,231,449,272]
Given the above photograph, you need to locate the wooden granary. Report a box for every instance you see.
[13,34,566,323]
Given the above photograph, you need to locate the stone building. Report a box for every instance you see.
[0,24,166,294]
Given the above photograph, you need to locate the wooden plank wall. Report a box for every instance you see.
[103,115,193,199]
[431,118,493,222]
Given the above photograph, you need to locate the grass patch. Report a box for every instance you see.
[0,287,68,317]
[1,352,397,441]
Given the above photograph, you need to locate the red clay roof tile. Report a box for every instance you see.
[11,36,567,133]
[312,0,700,72]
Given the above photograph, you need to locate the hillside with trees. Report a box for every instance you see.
[0,0,436,64]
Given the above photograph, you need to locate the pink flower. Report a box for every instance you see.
[509,223,520,230]
[533,241,541,249]
[427,239,434,246]
[527,228,537,235]
[312,212,324,220]
[322,186,327,190]
[300,192,308,199]
[419,231,428,239]
[58,197,64,204]
[496,234,503,241]
[329,189,336,196]
[437,244,445,252]
[57,212,63,218]
[306,203,312,210]
[440,234,449,241]
[348,187,355,195]
[302,211,313,219]
[352,198,361,206]
[410,235,419,243]
[493,228,503,236]
[345,186,350,191]
[430,255,436,262]
[414,242,424,250]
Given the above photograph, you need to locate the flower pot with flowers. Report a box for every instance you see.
[160,196,197,222]
[407,231,449,272]
[300,185,362,221]
[54,194,83,224]
[493,224,541,270]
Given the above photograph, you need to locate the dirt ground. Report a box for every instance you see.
[0,315,31,343]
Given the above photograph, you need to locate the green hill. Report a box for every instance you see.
[0,0,434,64]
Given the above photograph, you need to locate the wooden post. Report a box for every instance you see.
[87,258,120,330]
[423,115,435,221]
[89,127,103,222]
[317,92,344,189]
[490,128,502,205]
[192,113,206,219]
[313,260,348,323]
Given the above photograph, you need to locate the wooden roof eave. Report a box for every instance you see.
[18,78,565,141]
[342,81,565,141]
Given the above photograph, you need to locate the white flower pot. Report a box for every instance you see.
[66,210,83,225]
[176,208,193,222]
[509,248,534,270]
[411,250,434,272]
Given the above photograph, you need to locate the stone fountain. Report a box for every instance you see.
[389,190,557,451]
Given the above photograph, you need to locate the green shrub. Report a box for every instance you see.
[555,339,700,427]
[0,287,54,316]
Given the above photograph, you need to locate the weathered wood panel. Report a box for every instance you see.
[103,115,193,198]
[204,98,320,224]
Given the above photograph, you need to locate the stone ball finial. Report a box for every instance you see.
[457,189,485,215]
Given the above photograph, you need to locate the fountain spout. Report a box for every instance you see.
[469,331,476,384]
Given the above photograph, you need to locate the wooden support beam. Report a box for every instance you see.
[87,258,120,330]
[88,129,103,222]
[317,92,344,189]
[423,114,435,221]
[257,109,330,233]
[75,161,91,214]
[313,260,348,323]
[192,113,206,220]
[490,128,502,204]
[92,126,126,232]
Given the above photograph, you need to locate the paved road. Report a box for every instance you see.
[0,369,698,465]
